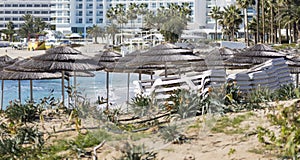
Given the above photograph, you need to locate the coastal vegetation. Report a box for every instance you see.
[0,81,299,159]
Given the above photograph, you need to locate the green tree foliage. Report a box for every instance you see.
[219,5,243,41]
[87,24,105,44]
[144,3,192,43]
[18,14,49,40]
[209,6,223,40]
[1,21,15,42]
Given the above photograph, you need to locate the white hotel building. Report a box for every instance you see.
[0,0,239,36]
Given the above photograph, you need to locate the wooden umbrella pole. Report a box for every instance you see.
[30,80,33,102]
[1,80,3,110]
[297,73,299,88]
[139,71,141,80]
[165,62,167,78]
[74,71,77,108]
[127,73,130,112]
[18,80,21,102]
[62,71,65,105]
[106,71,109,110]
[67,78,70,108]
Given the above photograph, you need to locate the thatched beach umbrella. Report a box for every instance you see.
[21,46,102,105]
[3,59,61,104]
[95,50,122,109]
[124,43,204,77]
[225,44,286,69]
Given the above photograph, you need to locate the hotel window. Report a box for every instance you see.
[27,11,32,14]
[12,11,18,14]
[58,4,63,8]
[87,4,93,9]
[5,11,11,14]
[151,3,156,8]
[5,18,11,21]
[34,11,41,14]
[12,4,18,7]
[77,4,82,9]
[41,11,48,14]
[98,18,103,23]
[58,11,63,16]
[97,11,103,16]
[4,4,11,7]
[76,0,82,1]
[34,4,41,7]
[20,17,24,21]
[27,4,33,7]
[78,18,82,23]
[98,4,103,9]
[87,11,93,16]
[42,4,49,7]
[43,18,49,21]
[78,11,82,16]
[19,11,25,14]
[19,4,25,7]
[86,18,93,23]
[0,11,3,14]
[12,17,18,21]
[0,4,3,7]
[0,25,4,27]
[0,18,3,20]
[57,18,62,23]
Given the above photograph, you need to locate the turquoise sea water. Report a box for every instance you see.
[1,72,150,109]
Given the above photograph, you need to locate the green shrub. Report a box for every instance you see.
[115,142,157,160]
[257,102,300,159]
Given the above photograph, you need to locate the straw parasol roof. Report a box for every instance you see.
[22,46,102,71]
[20,46,103,105]
[224,44,287,69]
[119,43,204,77]
[65,71,95,77]
[236,44,285,58]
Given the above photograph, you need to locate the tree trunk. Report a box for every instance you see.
[256,0,260,44]
[278,20,282,44]
[244,8,248,46]
[262,0,265,43]
[293,22,297,43]
[286,25,289,43]
[270,4,274,44]
[215,19,218,40]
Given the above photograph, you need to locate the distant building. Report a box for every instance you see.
[0,0,51,30]
[51,0,206,34]
[0,0,255,40]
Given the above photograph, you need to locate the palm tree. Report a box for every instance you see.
[34,17,47,34]
[256,0,260,44]
[209,6,223,40]
[219,5,242,41]
[126,3,138,29]
[19,14,35,40]
[106,6,117,23]
[106,23,119,44]
[237,0,255,45]
[4,21,15,42]
[279,4,300,43]
[87,24,105,44]
[144,11,156,29]
[137,3,149,29]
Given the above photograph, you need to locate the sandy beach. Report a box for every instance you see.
[0,43,105,59]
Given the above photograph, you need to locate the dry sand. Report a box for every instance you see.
[0,43,105,59]
[40,99,299,160]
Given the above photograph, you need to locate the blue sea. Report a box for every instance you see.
[1,72,151,109]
